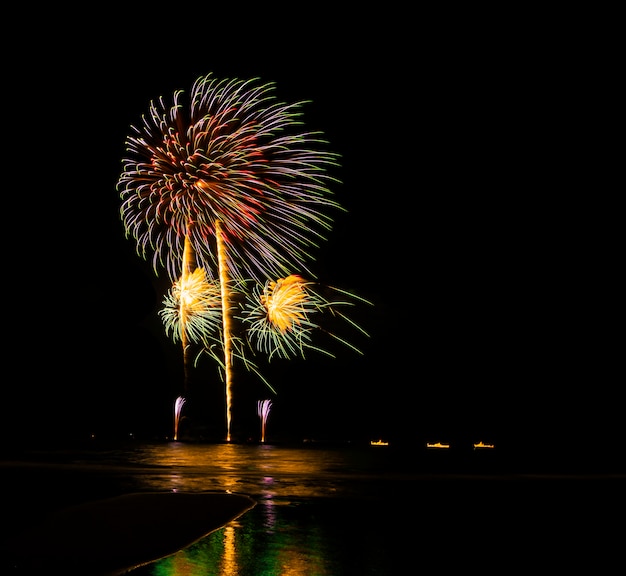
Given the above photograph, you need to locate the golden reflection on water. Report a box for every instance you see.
[127,442,343,499]
[220,525,237,576]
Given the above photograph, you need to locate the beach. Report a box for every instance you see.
[1,442,624,575]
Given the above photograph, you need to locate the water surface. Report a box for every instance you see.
[1,441,623,574]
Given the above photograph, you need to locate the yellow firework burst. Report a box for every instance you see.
[261,274,309,334]
[241,275,370,361]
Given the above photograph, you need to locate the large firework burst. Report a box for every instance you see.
[117,72,343,285]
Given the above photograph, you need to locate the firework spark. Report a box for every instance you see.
[117,72,343,286]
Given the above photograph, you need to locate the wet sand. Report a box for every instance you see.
[1,491,256,575]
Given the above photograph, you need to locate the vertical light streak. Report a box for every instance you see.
[216,220,234,442]
[219,524,238,576]
[180,232,195,390]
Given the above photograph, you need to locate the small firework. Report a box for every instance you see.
[257,399,272,443]
[173,396,186,441]
[160,268,222,345]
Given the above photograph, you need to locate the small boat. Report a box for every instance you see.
[370,439,389,446]
[473,441,495,449]
[426,442,450,449]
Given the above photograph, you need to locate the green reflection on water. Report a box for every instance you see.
[148,501,331,576]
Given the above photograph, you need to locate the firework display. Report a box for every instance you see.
[118,72,369,441]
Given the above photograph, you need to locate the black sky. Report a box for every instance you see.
[5,10,621,469]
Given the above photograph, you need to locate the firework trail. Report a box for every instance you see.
[216,220,235,442]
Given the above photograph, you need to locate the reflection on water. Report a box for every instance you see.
[114,442,418,575]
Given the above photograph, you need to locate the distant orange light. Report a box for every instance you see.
[426,442,450,449]
[473,441,495,449]
[370,439,389,446]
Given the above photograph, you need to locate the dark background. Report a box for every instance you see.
[4,7,621,470]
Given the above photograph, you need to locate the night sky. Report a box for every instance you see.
[5,9,621,469]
